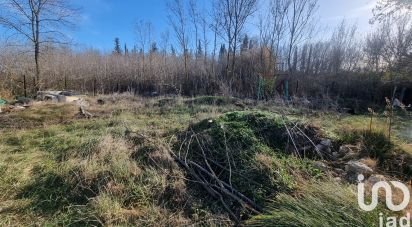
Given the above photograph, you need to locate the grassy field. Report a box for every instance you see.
[0,95,411,226]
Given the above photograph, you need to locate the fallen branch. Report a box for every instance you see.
[188,160,262,214]
[79,106,93,119]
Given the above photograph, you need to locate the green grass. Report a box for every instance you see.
[248,181,388,227]
[0,96,410,226]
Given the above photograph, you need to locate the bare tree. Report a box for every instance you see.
[285,0,318,73]
[258,0,289,77]
[214,0,258,78]
[167,0,189,80]
[372,0,412,23]
[263,0,289,62]
[380,15,412,76]
[0,0,78,91]
[329,20,359,73]
[135,19,154,79]
[189,0,200,58]
[365,29,386,72]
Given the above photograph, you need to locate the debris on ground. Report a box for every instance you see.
[77,105,93,119]
[0,98,7,106]
[37,90,83,103]
[14,97,32,105]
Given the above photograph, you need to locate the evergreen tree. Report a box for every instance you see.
[124,43,129,55]
[131,45,138,55]
[241,35,249,53]
[150,42,158,53]
[171,45,176,56]
[196,39,203,57]
[113,37,122,55]
[219,44,227,61]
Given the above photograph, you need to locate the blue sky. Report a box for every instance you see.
[70,0,214,51]
[1,0,378,51]
[69,0,377,51]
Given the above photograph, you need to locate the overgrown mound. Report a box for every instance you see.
[175,111,324,222]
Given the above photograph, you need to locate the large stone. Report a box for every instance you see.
[345,161,374,182]
[316,139,332,155]
[320,139,332,147]
[339,145,359,161]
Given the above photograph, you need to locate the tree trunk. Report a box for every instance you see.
[23,74,27,97]
[34,11,41,91]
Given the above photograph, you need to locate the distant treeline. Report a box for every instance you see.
[0,0,411,108]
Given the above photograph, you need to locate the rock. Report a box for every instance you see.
[334,168,345,175]
[313,161,328,171]
[316,139,332,155]
[334,177,342,182]
[320,139,332,147]
[368,174,386,185]
[345,161,374,182]
[359,158,377,170]
[339,145,359,161]
[339,145,352,155]
[342,152,358,161]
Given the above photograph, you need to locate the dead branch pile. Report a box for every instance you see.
[173,111,326,222]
